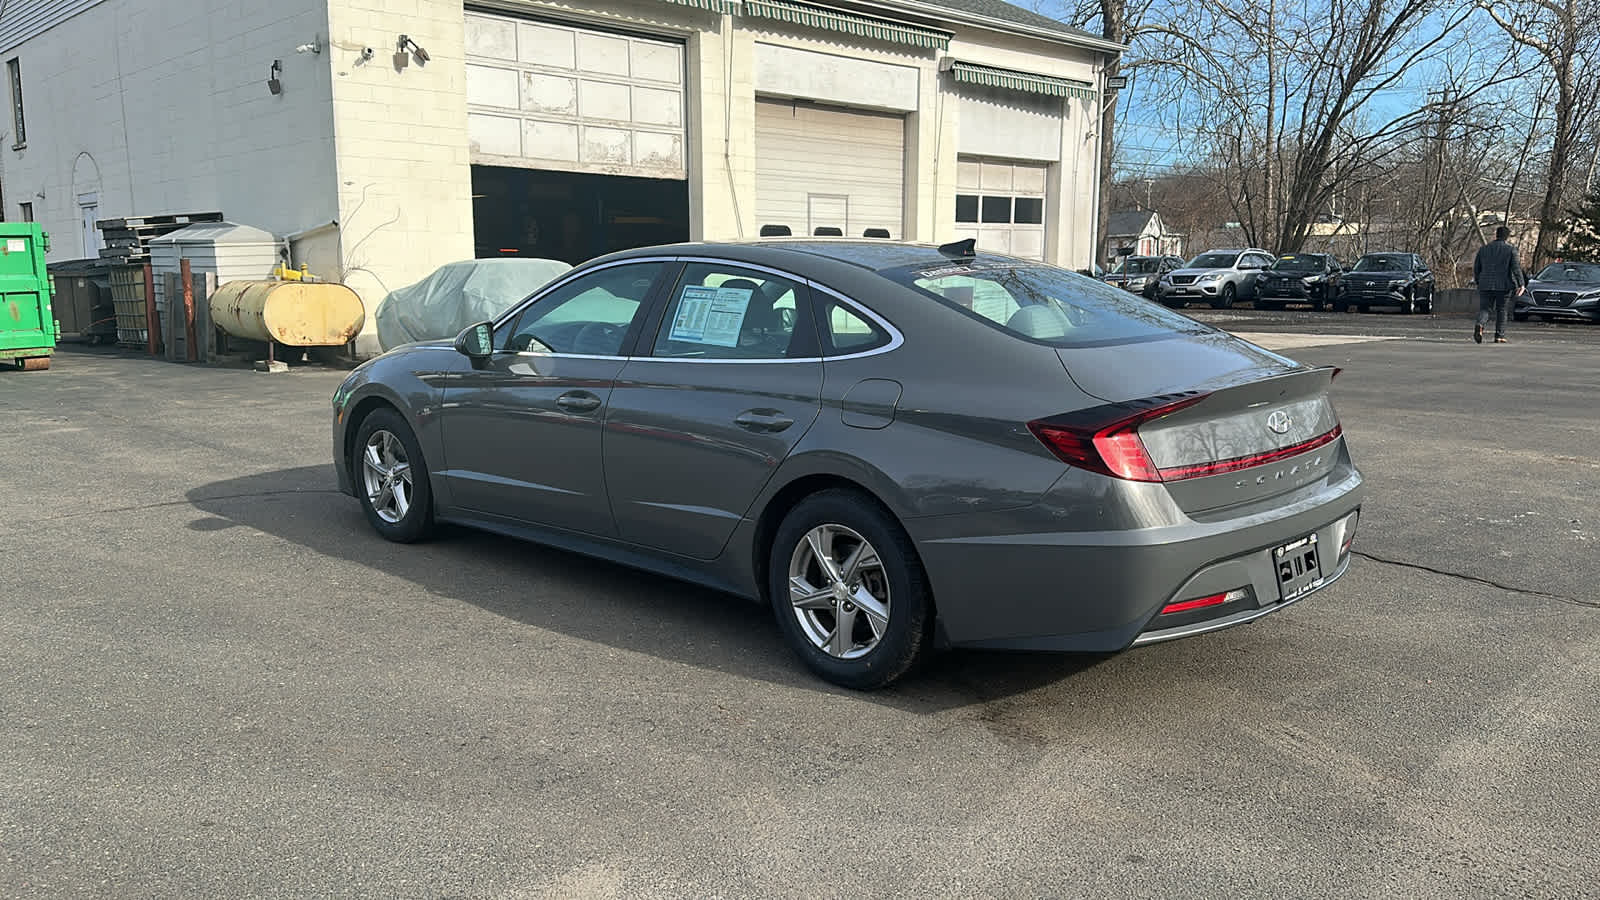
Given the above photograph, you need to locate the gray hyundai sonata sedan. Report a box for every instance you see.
[332,239,1363,689]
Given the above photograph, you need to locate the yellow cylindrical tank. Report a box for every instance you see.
[210,281,365,346]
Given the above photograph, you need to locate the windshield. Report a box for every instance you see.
[1186,252,1240,269]
[1111,258,1160,275]
[1352,255,1408,273]
[1534,263,1600,283]
[879,259,1213,348]
[1272,255,1325,272]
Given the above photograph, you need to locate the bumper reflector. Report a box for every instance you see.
[1161,588,1249,616]
[1337,510,1360,555]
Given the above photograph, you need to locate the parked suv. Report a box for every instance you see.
[1157,248,1276,309]
[1256,253,1343,311]
[1514,261,1600,323]
[1104,255,1186,300]
[1338,252,1434,314]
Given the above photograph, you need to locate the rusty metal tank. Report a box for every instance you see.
[210,281,365,346]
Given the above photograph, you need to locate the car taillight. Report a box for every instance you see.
[1160,588,1248,615]
[1027,394,1209,483]
[1029,393,1343,484]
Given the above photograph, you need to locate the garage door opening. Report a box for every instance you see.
[471,165,689,265]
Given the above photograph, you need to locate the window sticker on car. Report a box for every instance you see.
[668,285,753,348]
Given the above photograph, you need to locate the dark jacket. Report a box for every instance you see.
[1474,239,1525,293]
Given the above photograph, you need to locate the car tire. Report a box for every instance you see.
[768,489,933,690]
[1161,296,1187,309]
[1259,299,1283,311]
[1513,310,1530,322]
[1333,298,1349,313]
[1212,283,1236,310]
[1359,304,1371,314]
[1400,292,1416,315]
[352,407,435,543]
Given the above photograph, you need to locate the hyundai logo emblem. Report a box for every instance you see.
[1266,410,1293,435]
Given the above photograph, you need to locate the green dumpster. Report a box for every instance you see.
[0,223,56,371]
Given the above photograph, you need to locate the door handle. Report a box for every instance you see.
[556,391,602,413]
[735,410,795,433]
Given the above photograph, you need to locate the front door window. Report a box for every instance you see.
[501,262,665,355]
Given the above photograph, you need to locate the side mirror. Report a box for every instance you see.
[453,321,494,359]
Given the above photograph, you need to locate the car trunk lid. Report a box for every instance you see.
[1054,336,1345,513]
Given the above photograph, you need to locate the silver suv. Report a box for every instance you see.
[1157,248,1276,309]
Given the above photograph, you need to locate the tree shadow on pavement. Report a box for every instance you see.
[187,465,1107,713]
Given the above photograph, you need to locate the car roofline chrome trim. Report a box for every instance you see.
[492,253,906,365]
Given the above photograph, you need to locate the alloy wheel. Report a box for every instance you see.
[361,429,413,524]
[787,524,890,660]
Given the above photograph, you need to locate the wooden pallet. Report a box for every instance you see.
[95,211,223,231]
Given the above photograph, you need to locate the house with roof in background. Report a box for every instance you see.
[1104,209,1183,263]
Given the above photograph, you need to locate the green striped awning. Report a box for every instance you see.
[660,0,741,13]
[743,0,952,49]
[947,61,1096,99]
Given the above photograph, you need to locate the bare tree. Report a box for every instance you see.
[1133,0,1523,253]
[1480,0,1600,266]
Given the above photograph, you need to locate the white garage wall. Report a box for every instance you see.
[753,42,919,114]
[955,86,1062,162]
[325,0,476,356]
[0,0,339,264]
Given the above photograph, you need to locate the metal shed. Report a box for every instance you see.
[150,222,279,315]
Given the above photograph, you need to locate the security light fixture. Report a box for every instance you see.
[268,59,283,95]
[397,35,430,69]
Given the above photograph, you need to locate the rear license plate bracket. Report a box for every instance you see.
[1274,534,1323,601]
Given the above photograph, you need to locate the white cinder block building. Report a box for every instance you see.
[0,0,1118,354]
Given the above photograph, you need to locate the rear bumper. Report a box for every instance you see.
[908,468,1363,653]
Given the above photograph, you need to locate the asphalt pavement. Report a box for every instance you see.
[3,312,1598,898]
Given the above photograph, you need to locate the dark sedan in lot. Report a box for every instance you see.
[1514,261,1600,322]
[332,240,1363,688]
[1256,253,1343,310]
[1337,252,1435,314]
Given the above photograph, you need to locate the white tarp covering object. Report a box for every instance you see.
[376,258,572,352]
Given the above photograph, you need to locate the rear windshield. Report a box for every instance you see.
[1352,255,1408,272]
[1187,252,1240,269]
[1535,263,1600,282]
[879,260,1213,348]
[1272,255,1325,271]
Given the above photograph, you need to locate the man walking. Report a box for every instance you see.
[1473,226,1525,344]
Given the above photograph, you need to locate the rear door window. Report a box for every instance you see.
[651,263,817,360]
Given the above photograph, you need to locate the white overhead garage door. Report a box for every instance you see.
[954,157,1048,260]
[755,99,905,239]
[464,11,686,179]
